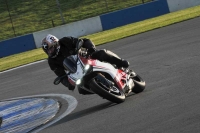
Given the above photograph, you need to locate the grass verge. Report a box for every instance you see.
[0,5,200,72]
[0,0,152,41]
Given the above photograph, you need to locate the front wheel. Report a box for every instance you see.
[89,76,125,104]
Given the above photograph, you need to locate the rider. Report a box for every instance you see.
[41,34,129,92]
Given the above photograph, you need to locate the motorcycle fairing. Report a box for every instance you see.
[81,55,127,89]
[63,56,77,73]
[114,69,127,89]
[67,55,128,89]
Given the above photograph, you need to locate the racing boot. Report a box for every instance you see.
[119,59,130,69]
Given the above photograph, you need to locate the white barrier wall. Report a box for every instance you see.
[33,16,102,48]
[167,0,200,12]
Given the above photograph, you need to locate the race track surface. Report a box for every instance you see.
[0,17,200,133]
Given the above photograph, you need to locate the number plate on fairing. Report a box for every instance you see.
[68,61,84,82]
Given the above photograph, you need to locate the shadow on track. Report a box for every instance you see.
[54,101,117,126]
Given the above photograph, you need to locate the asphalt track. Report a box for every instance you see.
[1,17,200,133]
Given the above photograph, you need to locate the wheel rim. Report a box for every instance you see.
[95,79,124,96]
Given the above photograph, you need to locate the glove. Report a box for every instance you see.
[79,50,88,57]
[87,47,96,56]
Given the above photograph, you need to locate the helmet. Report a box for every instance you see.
[41,34,60,58]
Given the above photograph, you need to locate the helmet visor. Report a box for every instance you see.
[42,42,56,57]
[47,46,56,55]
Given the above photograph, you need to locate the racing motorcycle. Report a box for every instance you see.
[54,40,146,103]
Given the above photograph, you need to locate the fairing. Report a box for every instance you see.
[63,56,77,73]
[67,55,127,89]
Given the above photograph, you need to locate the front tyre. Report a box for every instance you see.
[89,78,125,104]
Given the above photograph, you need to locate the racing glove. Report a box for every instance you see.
[87,47,96,56]
[79,50,88,57]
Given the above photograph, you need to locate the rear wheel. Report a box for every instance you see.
[89,77,125,104]
[132,74,146,93]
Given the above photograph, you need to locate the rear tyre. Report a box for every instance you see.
[89,78,125,104]
[132,74,146,93]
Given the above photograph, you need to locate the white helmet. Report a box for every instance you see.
[41,34,60,58]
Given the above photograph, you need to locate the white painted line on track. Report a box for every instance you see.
[1,94,78,133]
[0,60,46,74]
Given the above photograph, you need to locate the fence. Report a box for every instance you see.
[0,0,153,41]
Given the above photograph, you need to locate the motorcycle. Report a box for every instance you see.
[54,40,146,103]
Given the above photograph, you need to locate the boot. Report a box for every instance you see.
[120,59,130,68]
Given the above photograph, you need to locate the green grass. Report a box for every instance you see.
[0,0,151,41]
[0,5,200,72]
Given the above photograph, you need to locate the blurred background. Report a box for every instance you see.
[0,0,152,41]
